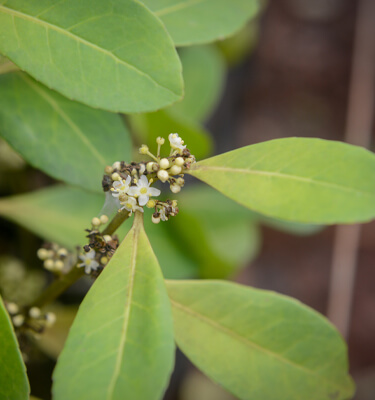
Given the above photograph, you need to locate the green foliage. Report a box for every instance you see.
[0,296,29,400]
[169,45,225,122]
[0,72,131,192]
[141,0,260,46]
[0,0,183,113]
[53,213,175,400]
[167,280,355,400]
[188,138,375,223]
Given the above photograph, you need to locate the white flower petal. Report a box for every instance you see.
[148,187,161,197]
[138,175,149,187]
[91,260,100,270]
[138,194,149,206]
[127,187,139,196]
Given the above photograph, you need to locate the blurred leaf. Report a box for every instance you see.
[170,185,260,278]
[0,72,131,192]
[217,22,259,67]
[130,110,213,160]
[53,213,175,400]
[258,214,325,236]
[0,0,183,113]
[0,54,17,74]
[0,185,197,278]
[188,138,375,224]
[0,296,29,400]
[37,304,77,359]
[169,45,225,122]
[167,280,355,400]
[142,0,260,46]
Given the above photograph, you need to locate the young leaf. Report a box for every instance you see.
[142,0,260,46]
[187,138,375,224]
[0,72,131,192]
[0,296,30,400]
[53,212,175,400]
[0,0,183,113]
[0,185,197,279]
[166,280,355,400]
[169,45,225,122]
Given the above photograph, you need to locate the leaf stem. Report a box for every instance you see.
[29,209,130,309]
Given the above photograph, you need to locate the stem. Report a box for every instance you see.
[29,209,130,309]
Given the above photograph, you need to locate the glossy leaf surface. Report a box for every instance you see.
[167,280,355,400]
[0,72,131,192]
[53,212,175,400]
[0,0,183,112]
[142,0,260,46]
[0,296,29,400]
[187,138,375,223]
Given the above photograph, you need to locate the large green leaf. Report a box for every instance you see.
[0,185,197,278]
[53,212,175,400]
[0,0,183,113]
[142,0,260,47]
[0,296,29,400]
[187,138,375,223]
[0,72,131,192]
[167,280,355,400]
[169,45,225,122]
[130,110,213,160]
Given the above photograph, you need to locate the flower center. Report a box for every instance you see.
[85,259,91,266]
[140,187,148,195]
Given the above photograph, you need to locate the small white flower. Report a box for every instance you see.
[111,176,131,198]
[78,249,99,274]
[169,133,186,151]
[120,196,144,215]
[127,175,161,206]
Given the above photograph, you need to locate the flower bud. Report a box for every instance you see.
[171,200,178,208]
[176,177,185,186]
[112,161,121,170]
[57,248,68,257]
[100,256,108,265]
[6,302,19,314]
[169,165,182,175]
[44,259,54,270]
[104,165,113,174]
[54,260,65,271]
[37,248,49,260]
[29,307,41,319]
[156,136,165,145]
[146,162,155,172]
[152,214,161,224]
[111,172,121,181]
[175,157,184,166]
[170,184,181,193]
[146,199,156,208]
[157,170,169,183]
[159,158,170,169]
[91,217,101,227]
[12,314,25,327]
[103,235,112,243]
[139,144,149,155]
[100,215,109,224]
[45,312,56,327]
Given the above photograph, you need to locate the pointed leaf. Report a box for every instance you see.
[187,138,375,223]
[0,296,30,400]
[0,0,183,113]
[142,0,260,46]
[167,280,355,400]
[53,212,175,400]
[0,72,131,192]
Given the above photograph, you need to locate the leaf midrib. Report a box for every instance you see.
[105,215,140,400]
[170,298,344,392]
[18,73,106,165]
[155,0,206,17]
[190,165,375,198]
[0,4,180,96]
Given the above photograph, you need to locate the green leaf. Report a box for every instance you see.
[53,212,175,400]
[0,296,30,400]
[130,110,213,160]
[0,72,131,192]
[187,138,375,224]
[166,280,355,400]
[258,215,324,236]
[170,185,260,278]
[0,0,183,113]
[0,185,197,278]
[142,0,260,46]
[169,45,225,122]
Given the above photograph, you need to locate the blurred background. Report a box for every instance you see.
[0,0,374,399]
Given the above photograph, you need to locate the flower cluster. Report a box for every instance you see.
[102,133,195,223]
[37,243,70,274]
[6,301,56,334]
[78,224,119,276]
